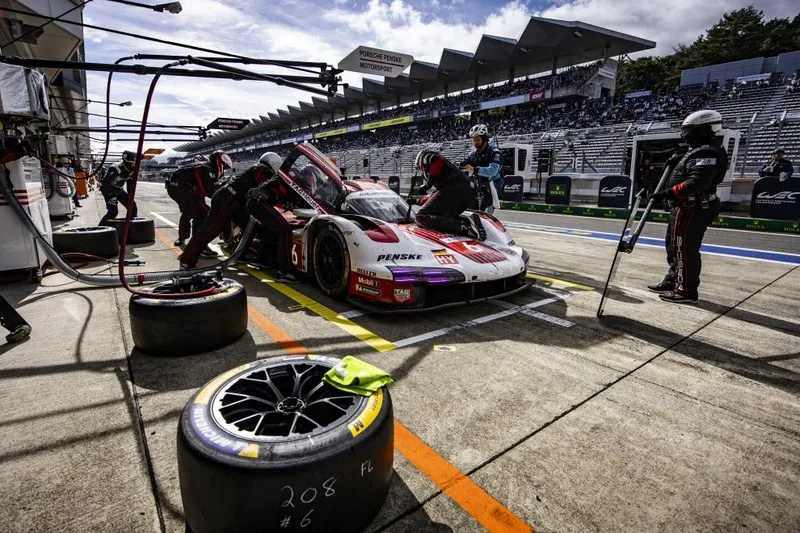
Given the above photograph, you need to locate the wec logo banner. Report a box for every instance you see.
[750,177,800,220]
[598,175,631,208]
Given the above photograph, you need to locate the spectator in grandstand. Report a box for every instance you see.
[414,149,485,240]
[787,73,799,93]
[648,110,727,304]
[758,149,794,181]
[461,124,503,213]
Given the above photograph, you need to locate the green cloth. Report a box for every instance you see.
[323,356,394,396]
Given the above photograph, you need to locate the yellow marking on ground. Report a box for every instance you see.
[238,264,397,353]
[527,273,594,291]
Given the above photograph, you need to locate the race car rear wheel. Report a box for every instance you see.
[177,355,394,533]
[313,225,350,299]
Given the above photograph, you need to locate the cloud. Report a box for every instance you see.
[535,0,796,56]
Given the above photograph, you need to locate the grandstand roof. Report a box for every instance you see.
[177,16,654,152]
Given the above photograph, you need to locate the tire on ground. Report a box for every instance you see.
[104,217,156,244]
[52,226,120,258]
[178,354,394,533]
[129,278,247,356]
[313,224,351,299]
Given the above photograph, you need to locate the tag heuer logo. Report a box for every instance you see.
[394,288,411,303]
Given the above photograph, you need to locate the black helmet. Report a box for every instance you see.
[414,149,442,184]
[209,150,233,179]
[121,150,138,168]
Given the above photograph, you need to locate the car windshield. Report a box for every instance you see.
[342,189,414,223]
[284,155,344,212]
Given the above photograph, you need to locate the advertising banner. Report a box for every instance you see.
[315,128,347,139]
[750,177,800,220]
[597,175,631,208]
[529,90,545,101]
[545,175,571,205]
[439,106,461,117]
[412,110,431,121]
[388,176,400,194]
[362,115,411,130]
[502,175,524,202]
[625,90,652,99]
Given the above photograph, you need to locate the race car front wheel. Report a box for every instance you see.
[178,355,394,533]
[313,225,350,299]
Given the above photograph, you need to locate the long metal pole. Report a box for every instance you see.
[0,6,328,72]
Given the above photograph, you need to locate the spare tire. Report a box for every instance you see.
[52,226,120,258]
[178,355,394,533]
[104,217,156,244]
[129,277,247,356]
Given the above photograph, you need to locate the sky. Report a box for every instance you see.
[77,0,795,158]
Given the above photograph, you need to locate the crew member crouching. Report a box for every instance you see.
[178,152,281,269]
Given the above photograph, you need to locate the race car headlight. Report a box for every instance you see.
[521,249,530,266]
[388,266,465,284]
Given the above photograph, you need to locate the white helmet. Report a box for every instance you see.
[469,124,489,138]
[681,110,723,132]
[681,110,722,145]
[259,152,282,175]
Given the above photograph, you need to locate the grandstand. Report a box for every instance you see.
[177,22,799,198]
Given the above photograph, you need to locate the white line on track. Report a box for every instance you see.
[392,295,568,348]
[497,210,800,237]
[491,299,574,328]
[150,211,178,228]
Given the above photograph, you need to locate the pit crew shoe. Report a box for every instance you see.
[6,324,32,343]
[647,280,674,293]
[200,247,218,258]
[659,291,698,304]
[173,239,186,249]
[470,213,487,240]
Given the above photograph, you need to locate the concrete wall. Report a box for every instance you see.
[681,50,800,87]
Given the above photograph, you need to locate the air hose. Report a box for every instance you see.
[118,60,226,298]
[0,163,258,287]
[45,170,77,199]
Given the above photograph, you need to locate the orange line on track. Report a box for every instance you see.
[153,228,533,531]
[394,422,534,532]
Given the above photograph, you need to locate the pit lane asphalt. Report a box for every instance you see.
[0,181,797,533]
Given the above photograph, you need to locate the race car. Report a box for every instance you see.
[260,143,531,312]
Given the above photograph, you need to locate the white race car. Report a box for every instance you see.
[269,143,531,312]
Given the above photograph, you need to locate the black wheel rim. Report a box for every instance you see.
[65,227,108,233]
[317,233,345,289]
[210,361,362,441]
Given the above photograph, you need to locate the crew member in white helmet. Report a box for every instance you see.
[647,110,727,304]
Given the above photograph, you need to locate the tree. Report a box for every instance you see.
[615,5,800,97]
